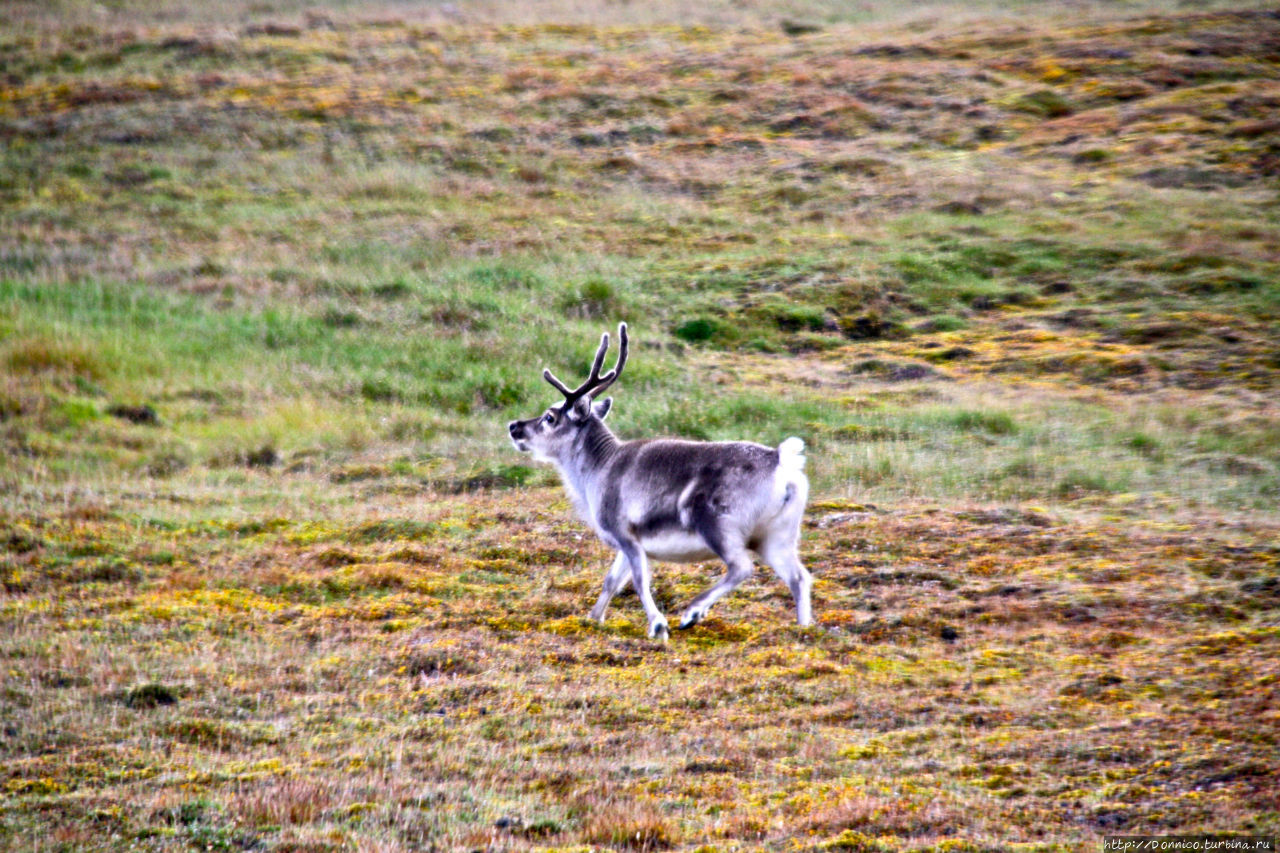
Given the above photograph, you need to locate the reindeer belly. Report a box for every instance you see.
[640,530,716,563]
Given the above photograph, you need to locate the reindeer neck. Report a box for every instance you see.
[553,417,620,511]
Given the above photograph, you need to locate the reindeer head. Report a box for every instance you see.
[508,323,628,463]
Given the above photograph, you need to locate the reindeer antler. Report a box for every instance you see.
[543,322,628,406]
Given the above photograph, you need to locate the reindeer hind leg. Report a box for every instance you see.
[678,508,755,629]
[759,526,812,627]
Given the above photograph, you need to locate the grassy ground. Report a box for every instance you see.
[2,1,1278,850]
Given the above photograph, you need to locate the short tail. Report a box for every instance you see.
[778,436,806,471]
[773,437,809,516]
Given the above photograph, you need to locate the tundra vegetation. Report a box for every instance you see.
[1,0,1278,850]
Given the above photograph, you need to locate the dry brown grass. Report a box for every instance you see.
[2,487,1276,849]
[3,336,105,379]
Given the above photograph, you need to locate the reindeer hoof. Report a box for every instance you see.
[649,619,670,642]
[678,609,704,630]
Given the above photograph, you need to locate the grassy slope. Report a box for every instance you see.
[1,1,1278,851]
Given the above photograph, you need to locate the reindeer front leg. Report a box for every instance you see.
[617,539,669,641]
[589,552,632,623]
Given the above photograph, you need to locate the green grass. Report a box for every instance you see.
[7,272,1276,508]
[6,262,1279,508]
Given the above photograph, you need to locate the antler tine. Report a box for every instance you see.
[542,368,575,398]
[589,322,628,397]
[584,330,611,386]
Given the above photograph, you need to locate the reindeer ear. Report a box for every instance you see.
[570,395,593,420]
[593,397,613,420]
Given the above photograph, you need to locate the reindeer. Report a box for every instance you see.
[507,323,812,641]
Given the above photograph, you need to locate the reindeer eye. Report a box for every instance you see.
[542,413,556,426]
